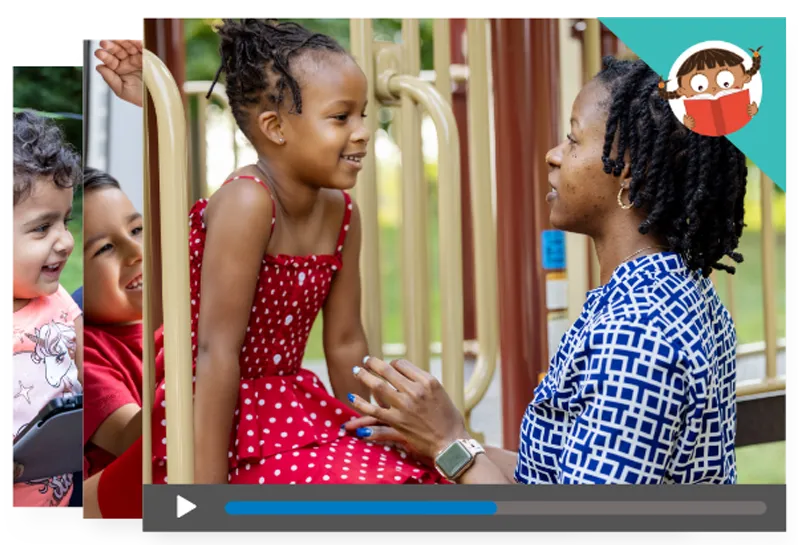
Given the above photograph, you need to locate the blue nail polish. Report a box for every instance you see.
[340,423,346,429]
[347,393,355,403]
[356,428,372,438]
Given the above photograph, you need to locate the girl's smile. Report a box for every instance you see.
[40,260,67,281]
[13,179,75,310]
[341,150,366,171]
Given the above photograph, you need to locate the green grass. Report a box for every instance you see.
[736,442,785,484]
[60,192,82,295]
[712,232,786,344]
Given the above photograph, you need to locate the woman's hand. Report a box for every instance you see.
[347,357,469,460]
[95,40,143,107]
[343,416,434,467]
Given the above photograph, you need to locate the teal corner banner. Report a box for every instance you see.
[600,18,786,191]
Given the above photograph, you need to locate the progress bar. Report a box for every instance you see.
[226,501,497,516]
[223,500,765,516]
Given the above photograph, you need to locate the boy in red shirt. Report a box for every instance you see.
[82,167,143,477]
[84,437,143,518]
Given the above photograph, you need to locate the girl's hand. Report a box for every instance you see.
[683,114,696,130]
[14,462,23,480]
[348,357,469,461]
[95,40,143,107]
[748,102,759,117]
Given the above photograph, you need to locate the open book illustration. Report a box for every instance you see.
[684,88,752,137]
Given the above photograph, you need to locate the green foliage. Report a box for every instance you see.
[13,67,83,153]
[185,19,224,83]
[183,18,436,83]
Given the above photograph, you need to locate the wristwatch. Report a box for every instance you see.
[434,438,485,481]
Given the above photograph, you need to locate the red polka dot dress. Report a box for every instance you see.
[151,176,447,485]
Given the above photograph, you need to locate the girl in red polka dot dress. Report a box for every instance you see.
[151,20,446,486]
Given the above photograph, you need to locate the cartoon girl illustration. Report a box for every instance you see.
[25,321,77,388]
[658,46,762,136]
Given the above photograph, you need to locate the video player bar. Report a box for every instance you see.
[143,484,785,532]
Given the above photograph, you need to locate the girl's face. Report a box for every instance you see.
[677,63,749,98]
[280,53,370,190]
[13,179,74,307]
[83,187,143,325]
[545,79,622,236]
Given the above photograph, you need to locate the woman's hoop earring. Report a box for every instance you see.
[617,186,634,210]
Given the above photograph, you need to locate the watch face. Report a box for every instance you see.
[437,442,472,477]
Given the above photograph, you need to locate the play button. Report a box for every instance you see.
[176,495,196,518]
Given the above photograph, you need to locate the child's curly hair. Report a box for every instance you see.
[13,111,80,206]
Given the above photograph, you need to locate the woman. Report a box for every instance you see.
[344,57,744,485]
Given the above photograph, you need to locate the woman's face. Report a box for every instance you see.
[545,79,624,236]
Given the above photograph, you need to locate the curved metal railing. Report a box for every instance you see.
[142,49,194,484]
[379,70,467,412]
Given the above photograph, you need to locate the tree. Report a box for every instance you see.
[13,67,83,153]
[183,18,436,82]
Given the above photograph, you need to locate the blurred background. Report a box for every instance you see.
[84,40,144,213]
[13,67,83,294]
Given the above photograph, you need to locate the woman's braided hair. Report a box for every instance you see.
[598,56,748,276]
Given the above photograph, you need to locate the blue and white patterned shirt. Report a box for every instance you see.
[515,252,737,484]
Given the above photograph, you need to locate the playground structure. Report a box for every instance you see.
[141,19,786,485]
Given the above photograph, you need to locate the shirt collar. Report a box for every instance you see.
[586,251,688,302]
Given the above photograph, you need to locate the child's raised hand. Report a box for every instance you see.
[95,40,143,107]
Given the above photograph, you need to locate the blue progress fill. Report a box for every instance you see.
[225,501,498,516]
